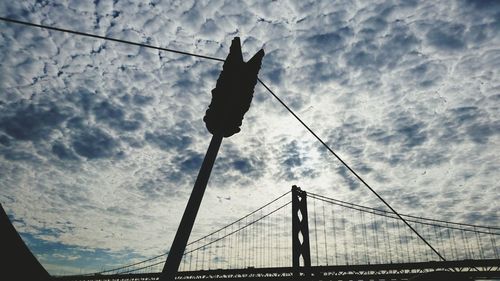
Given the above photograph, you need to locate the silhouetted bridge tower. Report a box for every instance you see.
[55,186,500,281]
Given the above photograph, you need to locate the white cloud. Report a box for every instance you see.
[0,0,499,274]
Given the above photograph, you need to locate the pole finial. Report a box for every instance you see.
[203,37,265,137]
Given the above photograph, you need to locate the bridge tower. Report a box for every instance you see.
[291,185,311,277]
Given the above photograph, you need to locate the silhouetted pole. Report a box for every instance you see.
[160,37,264,281]
[159,134,222,281]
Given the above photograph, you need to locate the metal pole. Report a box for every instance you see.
[160,134,223,281]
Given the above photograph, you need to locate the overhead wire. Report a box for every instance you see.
[258,78,446,261]
[0,16,446,261]
[0,17,225,62]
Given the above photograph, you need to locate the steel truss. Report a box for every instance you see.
[55,259,500,281]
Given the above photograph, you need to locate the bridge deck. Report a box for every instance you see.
[55,259,500,281]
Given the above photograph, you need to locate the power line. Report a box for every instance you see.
[258,79,447,261]
[0,17,225,62]
[0,16,445,261]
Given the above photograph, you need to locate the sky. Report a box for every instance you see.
[0,0,499,276]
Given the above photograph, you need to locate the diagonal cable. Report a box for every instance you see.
[258,78,446,261]
[0,17,225,62]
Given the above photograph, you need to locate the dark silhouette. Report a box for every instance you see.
[0,203,51,281]
[160,37,264,281]
[204,37,265,138]
[292,185,312,278]
[408,271,472,281]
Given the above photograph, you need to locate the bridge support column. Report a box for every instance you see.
[292,185,311,278]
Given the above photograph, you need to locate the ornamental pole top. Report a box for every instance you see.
[203,37,265,137]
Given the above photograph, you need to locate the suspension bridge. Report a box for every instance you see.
[54,186,500,281]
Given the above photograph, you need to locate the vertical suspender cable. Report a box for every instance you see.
[331,208,338,265]
[322,202,329,265]
[313,198,319,265]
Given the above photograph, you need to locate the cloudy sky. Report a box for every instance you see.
[0,0,499,275]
